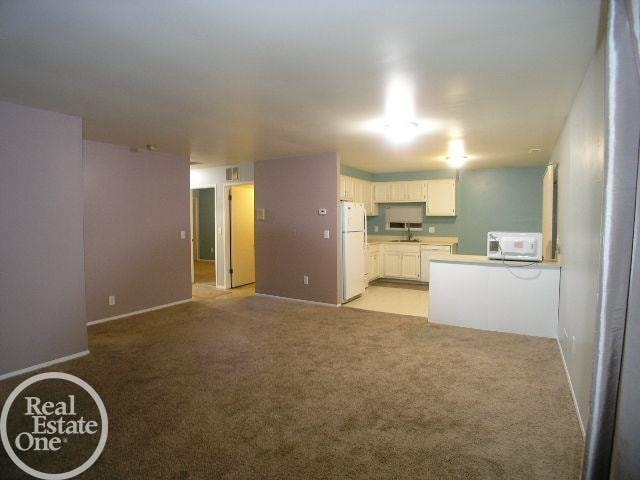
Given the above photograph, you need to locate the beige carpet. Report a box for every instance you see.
[0,294,583,479]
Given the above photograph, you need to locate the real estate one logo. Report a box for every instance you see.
[0,372,108,480]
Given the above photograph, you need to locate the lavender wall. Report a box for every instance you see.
[254,153,340,305]
[83,141,191,322]
[0,102,87,376]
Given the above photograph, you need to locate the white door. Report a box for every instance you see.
[383,253,402,277]
[230,184,255,287]
[401,253,421,280]
[427,180,456,216]
[343,231,366,301]
[542,165,554,260]
[406,182,425,201]
[390,182,407,201]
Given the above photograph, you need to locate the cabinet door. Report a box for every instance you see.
[427,179,456,216]
[406,181,426,201]
[374,183,390,203]
[340,176,347,200]
[353,179,363,204]
[401,253,421,280]
[390,182,407,201]
[368,253,378,280]
[383,253,402,277]
[344,176,355,201]
[362,181,372,213]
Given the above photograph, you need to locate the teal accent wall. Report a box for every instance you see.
[343,165,545,255]
[196,188,215,260]
[340,164,373,181]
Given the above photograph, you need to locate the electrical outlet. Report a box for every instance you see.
[303,275,309,285]
[108,295,116,306]
[211,247,214,253]
[428,226,436,234]
[374,225,379,232]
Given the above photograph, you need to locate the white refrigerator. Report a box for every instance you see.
[341,201,367,303]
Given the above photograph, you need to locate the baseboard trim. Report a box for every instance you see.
[556,339,585,437]
[87,298,192,326]
[0,350,90,382]
[255,293,339,307]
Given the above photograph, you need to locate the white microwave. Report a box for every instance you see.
[487,232,543,262]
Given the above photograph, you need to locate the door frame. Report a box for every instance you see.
[222,181,254,289]
[190,186,217,285]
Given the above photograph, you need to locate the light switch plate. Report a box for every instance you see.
[323,230,330,239]
[256,208,266,221]
[428,226,435,233]
[180,230,186,239]
[108,295,116,306]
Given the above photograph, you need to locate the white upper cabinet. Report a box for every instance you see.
[342,175,456,216]
[426,179,456,216]
[389,182,407,201]
[406,181,426,202]
[353,178,364,204]
[374,183,390,203]
[341,175,378,216]
[339,176,347,200]
[344,176,355,201]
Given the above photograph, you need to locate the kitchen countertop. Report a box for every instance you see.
[429,253,561,269]
[367,236,458,247]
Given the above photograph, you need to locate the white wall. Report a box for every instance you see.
[190,163,254,285]
[552,44,604,433]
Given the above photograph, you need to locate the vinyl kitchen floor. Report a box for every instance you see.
[343,284,428,318]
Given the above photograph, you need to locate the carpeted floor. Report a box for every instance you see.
[0,293,583,479]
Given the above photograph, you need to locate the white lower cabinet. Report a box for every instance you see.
[383,252,403,277]
[401,253,421,280]
[369,242,453,282]
[380,244,421,280]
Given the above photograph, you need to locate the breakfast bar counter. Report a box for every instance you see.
[428,255,561,338]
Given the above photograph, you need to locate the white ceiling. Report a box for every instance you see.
[0,0,602,172]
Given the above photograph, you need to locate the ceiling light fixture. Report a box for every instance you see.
[383,120,420,144]
[446,139,468,168]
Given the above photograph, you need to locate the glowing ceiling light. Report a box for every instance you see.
[382,78,421,144]
[446,139,468,168]
[356,76,441,143]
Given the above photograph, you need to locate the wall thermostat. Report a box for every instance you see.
[318,208,327,215]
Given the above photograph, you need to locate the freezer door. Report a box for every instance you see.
[343,231,366,302]
[342,202,366,232]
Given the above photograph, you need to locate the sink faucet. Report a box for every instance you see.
[405,223,413,242]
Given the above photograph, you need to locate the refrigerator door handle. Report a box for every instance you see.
[363,209,367,251]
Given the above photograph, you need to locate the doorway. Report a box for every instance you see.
[228,184,255,288]
[192,187,216,287]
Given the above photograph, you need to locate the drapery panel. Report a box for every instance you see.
[582,0,640,478]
